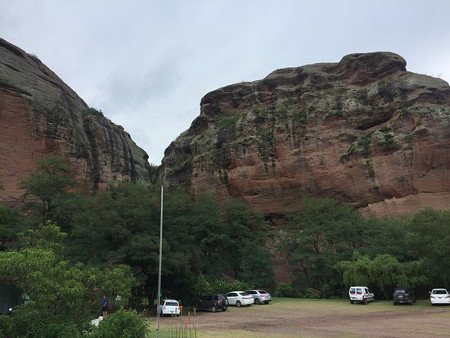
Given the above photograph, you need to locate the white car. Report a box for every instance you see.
[349,286,374,304]
[225,291,253,307]
[430,288,450,305]
[158,299,181,316]
[246,289,272,304]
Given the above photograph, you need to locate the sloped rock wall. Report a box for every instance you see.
[161,52,450,217]
[0,38,153,204]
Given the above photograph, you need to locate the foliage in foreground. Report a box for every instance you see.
[0,223,135,338]
[86,309,149,338]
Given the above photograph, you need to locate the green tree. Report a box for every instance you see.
[0,203,22,251]
[22,155,75,222]
[0,223,135,338]
[404,209,450,286]
[189,195,229,278]
[282,197,366,296]
[218,199,274,287]
[336,252,426,298]
[66,184,197,305]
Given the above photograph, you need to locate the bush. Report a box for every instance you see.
[0,315,13,337]
[303,288,321,299]
[273,283,298,298]
[216,279,251,294]
[191,276,252,304]
[82,107,104,119]
[5,304,82,338]
[320,284,334,299]
[88,309,149,338]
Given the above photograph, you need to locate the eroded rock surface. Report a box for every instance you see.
[0,38,153,205]
[160,52,450,217]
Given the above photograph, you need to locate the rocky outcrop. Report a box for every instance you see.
[160,52,450,217]
[0,38,153,205]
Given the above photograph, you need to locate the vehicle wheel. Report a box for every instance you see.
[364,299,368,305]
[350,300,353,304]
[211,306,217,313]
[394,302,397,305]
[236,301,241,308]
[255,298,261,305]
[222,307,227,312]
[177,314,180,317]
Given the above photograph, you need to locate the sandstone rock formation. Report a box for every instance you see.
[160,52,450,217]
[0,38,153,205]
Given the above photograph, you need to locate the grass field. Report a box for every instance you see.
[147,298,450,337]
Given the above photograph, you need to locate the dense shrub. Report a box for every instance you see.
[303,288,321,299]
[273,283,298,298]
[87,309,149,338]
[191,275,251,303]
[0,315,12,337]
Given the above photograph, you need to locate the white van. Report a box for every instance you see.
[349,286,374,304]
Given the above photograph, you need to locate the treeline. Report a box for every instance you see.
[280,197,450,299]
[0,155,449,335]
[1,156,273,306]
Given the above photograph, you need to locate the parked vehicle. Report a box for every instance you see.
[225,291,253,307]
[245,290,272,304]
[348,286,374,304]
[393,288,415,305]
[429,288,450,305]
[194,294,228,312]
[158,299,181,316]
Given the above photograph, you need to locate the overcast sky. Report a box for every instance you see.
[1,0,450,164]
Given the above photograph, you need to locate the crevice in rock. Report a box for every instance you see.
[82,119,100,190]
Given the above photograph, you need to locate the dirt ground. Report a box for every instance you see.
[150,298,450,337]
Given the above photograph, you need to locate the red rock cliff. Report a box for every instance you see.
[160,52,450,217]
[0,38,153,205]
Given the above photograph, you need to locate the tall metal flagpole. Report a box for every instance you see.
[156,185,163,337]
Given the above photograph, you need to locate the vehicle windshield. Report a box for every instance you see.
[394,289,406,294]
[259,290,268,294]
[432,290,448,295]
[165,301,178,306]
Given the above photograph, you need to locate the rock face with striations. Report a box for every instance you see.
[160,52,450,217]
[0,38,153,205]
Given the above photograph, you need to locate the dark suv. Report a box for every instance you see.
[393,288,415,305]
[194,294,228,312]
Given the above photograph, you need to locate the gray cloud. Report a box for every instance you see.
[102,58,182,111]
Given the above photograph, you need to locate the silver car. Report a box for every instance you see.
[246,290,272,304]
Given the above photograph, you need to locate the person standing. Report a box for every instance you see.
[101,295,109,317]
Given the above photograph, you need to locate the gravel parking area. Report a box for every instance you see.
[150,298,450,337]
